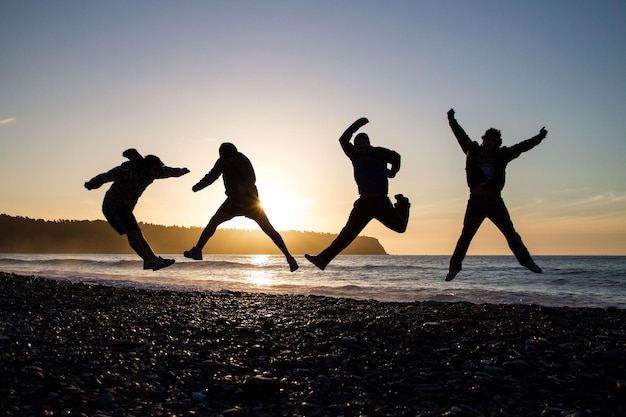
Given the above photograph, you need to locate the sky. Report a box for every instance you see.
[1,1,625,255]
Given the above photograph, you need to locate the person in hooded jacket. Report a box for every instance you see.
[184,143,298,272]
[445,108,548,281]
[85,148,189,271]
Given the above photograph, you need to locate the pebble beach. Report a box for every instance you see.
[1,272,625,417]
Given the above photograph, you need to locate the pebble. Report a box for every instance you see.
[1,272,625,417]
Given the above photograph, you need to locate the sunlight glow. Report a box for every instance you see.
[245,270,273,287]
[250,255,271,266]
[260,193,311,231]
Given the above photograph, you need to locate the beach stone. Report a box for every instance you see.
[1,273,626,417]
[501,359,528,368]
[192,391,207,402]
[242,376,279,398]
[99,392,114,406]
[483,365,505,375]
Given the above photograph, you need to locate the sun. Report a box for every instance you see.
[260,191,310,231]
[223,183,311,231]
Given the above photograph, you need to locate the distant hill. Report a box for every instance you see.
[0,214,387,255]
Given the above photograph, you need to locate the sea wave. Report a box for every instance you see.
[1,254,624,308]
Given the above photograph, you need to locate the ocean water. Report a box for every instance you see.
[1,254,625,309]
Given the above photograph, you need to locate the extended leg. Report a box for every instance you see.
[306,198,372,270]
[255,210,299,272]
[184,210,235,260]
[447,198,485,279]
[127,229,175,271]
[127,229,155,261]
[488,198,540,272]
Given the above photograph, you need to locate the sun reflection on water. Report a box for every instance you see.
[246,255,273,286]
[250,255,270,266]
[246,270,273,286]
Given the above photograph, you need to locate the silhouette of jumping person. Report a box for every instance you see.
[445,109,548,281]
[184,143,299,272]
[84,148,189,271]
[305,117,410,270]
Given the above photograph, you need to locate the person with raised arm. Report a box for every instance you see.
[305,117,410,270]
[445,108,548,281]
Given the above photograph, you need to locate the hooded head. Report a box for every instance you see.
[141,154,164,178]
[219,142,238,159]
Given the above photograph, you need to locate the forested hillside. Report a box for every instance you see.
[0,214,387,255]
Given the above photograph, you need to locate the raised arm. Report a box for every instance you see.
[447,108,473,153]
[339,117,369,154]
[506,127,548,159]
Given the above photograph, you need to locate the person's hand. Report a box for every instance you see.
[181,168,190,175]
[340,117,370,142]
[84,181,97,190]
[342,117,369,138]
[348,117,369,132]
[447,108,455,119]
[539,126,548,138]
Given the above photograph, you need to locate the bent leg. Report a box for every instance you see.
[376,196,409,233]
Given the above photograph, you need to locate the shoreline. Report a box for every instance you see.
[1,272,625,416]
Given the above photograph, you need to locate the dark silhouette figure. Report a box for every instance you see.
[84,149,189,270]
[184,143,299,272]
[305,117,410,270]
[445,109,548,281]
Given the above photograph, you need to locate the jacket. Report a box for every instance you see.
[449,117,544,194]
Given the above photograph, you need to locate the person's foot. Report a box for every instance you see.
[445,270,460,281]
[184,247,203,260]
[523,259,542,273]
[305,254,327,271]
[287,256,299,272]
[144,257,175,271]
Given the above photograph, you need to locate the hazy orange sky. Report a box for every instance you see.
[1,1,625,255]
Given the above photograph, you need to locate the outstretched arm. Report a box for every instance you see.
[84,175,106,190]
[506,127,548,158]
[155,166,190,179]
[538,127,548,139]
[192,159,222,192]
[84,164,128,190]
[447,108,473,153]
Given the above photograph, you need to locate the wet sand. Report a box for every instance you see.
[1,272,625,417]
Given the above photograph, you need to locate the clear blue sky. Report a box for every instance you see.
[1,1,625,254]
